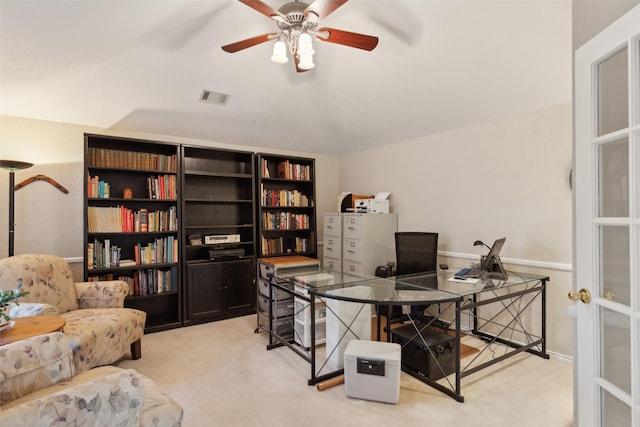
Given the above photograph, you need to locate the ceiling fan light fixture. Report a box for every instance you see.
[297,32,315,56]
[271,40,289,64]
[298,53,315,70]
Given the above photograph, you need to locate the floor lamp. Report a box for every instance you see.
[1,160,34,256]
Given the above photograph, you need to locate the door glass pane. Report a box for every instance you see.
[600,306,631,394]
[597,47,628,136]
[599,225,630,305]
[598,138,629,217]
[601,387,631,426]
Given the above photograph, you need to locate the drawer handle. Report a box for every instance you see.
[349,265,355,271]
[349,242,355,247]
[348,250,356,254]
[326,248,334,252]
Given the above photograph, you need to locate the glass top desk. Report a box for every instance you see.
[266,267,549,402]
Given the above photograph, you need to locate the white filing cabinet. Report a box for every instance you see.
[322,212,343,271]
[342,213,397,276]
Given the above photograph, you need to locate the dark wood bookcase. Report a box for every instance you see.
[256,153,317,259]
[181,146,256,325]
[84,134,182,333]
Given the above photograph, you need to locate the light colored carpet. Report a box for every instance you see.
[117,315,573,427]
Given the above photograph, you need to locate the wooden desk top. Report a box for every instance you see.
[0,316,66,346]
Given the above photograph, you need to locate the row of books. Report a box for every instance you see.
[275,160,311,181]
[147,174,177,200]
[260,159,311,181]
[87,176,111,198]
[261,236,311,255]
[262,212,311,230]
[261,186,312,207]
[87,268,176,296]
[88,206,178,233]
[87,236,179,269]
[89,147,177,172]
[87,239,122,269]
[135,237,179,265]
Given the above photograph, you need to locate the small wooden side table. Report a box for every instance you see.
[0,316,66,346]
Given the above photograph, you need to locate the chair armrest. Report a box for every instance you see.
[74,280,129,309]
[8,302,60,318]
[0,332,74,405]
[0,368,145,426]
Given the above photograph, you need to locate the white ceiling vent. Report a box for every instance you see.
[200,90,230,106]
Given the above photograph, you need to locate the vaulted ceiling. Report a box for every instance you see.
[0,0,571,155]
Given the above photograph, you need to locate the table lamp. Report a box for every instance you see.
[1,160,34,256]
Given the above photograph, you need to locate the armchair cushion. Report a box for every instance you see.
[62,308,146,374]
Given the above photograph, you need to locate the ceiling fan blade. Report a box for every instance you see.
[316,27,379,51]
[221,33,277,53]
[238,0,286,21]
[304,0,348,19]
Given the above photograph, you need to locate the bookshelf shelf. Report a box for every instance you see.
[84,134,182,333]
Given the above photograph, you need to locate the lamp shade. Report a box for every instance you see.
[271,40,289,64]
[0,160,33,171]
[298,53,315,70]
[297,32,315,56]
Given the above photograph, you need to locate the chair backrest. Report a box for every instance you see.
[395,232,439,276]
[0,254,79,313]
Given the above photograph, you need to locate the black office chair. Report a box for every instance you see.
[395,232,439,276]
[384,232,439,324]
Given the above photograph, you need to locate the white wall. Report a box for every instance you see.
[337,103,573,357]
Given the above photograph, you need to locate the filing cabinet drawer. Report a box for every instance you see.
[323,213,341,236]
[343,260,364,275]
[323,236,342,255]
[343,215,364,239]
[323,256,341,271]
[343,238,364,262]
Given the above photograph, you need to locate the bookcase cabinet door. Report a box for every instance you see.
[185,259,255,324]
[224,258,256,313]
[186,262,224,322]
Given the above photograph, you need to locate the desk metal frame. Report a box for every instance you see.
[265,269,549,402]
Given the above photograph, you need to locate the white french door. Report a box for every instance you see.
[575,4,640,426]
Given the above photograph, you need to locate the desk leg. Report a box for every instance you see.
[454,299,461,399]
[310,293,316,383]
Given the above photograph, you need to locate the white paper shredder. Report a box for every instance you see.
[344,340,401,404]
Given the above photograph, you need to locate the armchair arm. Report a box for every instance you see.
[0,368,146,426]
[8,302,60,318]
[74,280,129,309]
[0,332,74,405]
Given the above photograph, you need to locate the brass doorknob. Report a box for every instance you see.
[568,288,592,304]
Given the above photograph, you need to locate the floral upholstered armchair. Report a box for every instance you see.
[0,254,146,373]
[0,332,183,426]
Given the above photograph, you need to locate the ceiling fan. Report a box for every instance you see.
[221,0,379,72]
